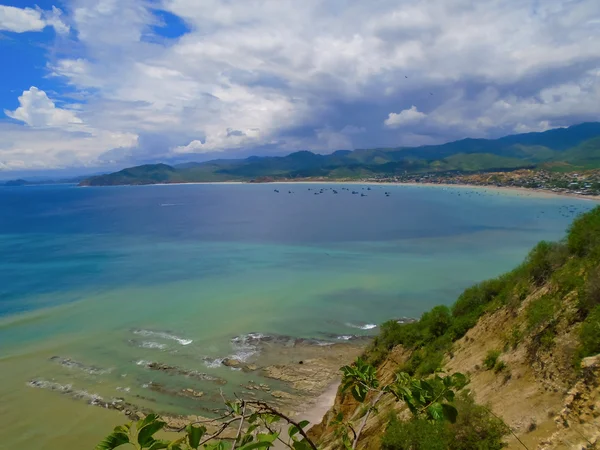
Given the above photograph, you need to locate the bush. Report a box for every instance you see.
[452,277,508,320]
[523,241,569,285]
[381,415,448,450]
[494,360,508,373]
[450,393,508,450]
[526,294,557,331]
[580,266,600,314]
[567,206,600,257]
[578,305,600,359]
[381,393,508,450]
[483,350,501,370]
[507,326,523,350]
[421,305,453,338]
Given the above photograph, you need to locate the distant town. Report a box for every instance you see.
[363,169,600,197]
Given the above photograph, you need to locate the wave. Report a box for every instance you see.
[345,323,377,330]
[49,356,112,375]
[203,357,224,368]
[28,379,104,403]
[132,329,192,346]
[230,333,265,361]
[336,335,355,340]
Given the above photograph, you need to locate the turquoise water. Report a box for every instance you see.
[0,183,596,449]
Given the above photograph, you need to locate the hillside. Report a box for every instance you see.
[80,123,600,186]
[309,207,600,449]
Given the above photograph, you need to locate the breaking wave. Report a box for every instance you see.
[345,323,377,330]
[132,329,192,346]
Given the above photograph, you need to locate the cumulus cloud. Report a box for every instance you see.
[0,5,69,34]
[5,87,82,128]
[2,0,600,170]
[384,106,427,128]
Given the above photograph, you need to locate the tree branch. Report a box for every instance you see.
[352,391,384,450]
[245,401,319,450]
[232,401,246,450]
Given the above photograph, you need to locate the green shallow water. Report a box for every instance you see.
[0,183,596,449]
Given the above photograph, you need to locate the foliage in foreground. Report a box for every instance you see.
[381,392,508,450]
[96,359,474,450]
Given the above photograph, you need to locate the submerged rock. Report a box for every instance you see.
[139,361,227,385]
[49,356,112,375]
[222,358,243,368]
[145,382,204,400]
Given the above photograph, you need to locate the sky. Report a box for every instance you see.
[0,0,600,175]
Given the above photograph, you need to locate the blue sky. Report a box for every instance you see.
[1,0,599,175]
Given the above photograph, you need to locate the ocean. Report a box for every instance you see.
[0,182,595,449]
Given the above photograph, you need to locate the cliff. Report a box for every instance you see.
[310,208,600,449]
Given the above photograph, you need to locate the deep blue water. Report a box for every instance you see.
[0,183,595,317]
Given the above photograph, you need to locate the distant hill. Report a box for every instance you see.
[80,122,600,186]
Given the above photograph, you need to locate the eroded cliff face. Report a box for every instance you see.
[309,285,600,449]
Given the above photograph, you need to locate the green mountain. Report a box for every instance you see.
[80,122,600,186]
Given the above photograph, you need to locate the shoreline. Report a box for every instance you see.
[83,180,600,202]
[263,180,600,202]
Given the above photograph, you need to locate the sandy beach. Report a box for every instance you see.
[263,180,600,202]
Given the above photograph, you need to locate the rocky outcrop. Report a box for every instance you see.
[309,284,600,450]
[540,355,600,449]
[139,361,227,384]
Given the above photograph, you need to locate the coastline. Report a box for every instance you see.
[264,180,600,202]
[85,179,600,202]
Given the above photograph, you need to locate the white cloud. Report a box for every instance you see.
[384,106,427,128]
[1,88,137,169]
[5,87,83,128]
[2,0,600,170]
[0,5,69,34]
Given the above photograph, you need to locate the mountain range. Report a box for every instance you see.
[80,122,600,186]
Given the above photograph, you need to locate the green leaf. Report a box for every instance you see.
[187,424,207,449]
[441,404,458,424]
[256,433,278,444]
[443,389,455,402]
[148,440,171,450]
[95,431,130,450]
[238,441,274,450]
[137,414,160,431]
[427,403,444,421]
[452,372,468,388]
[292,440,314,450]
[138,419,166,447]
[288,419,309,438]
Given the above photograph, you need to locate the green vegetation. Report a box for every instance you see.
[80,123,600,186]
[97,360,470,450]
[483,350,502,371]
[381,393,508,450]
[578,306,600,359]
[366,206,600,372]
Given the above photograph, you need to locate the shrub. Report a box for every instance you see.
[567,206,600,257]
[450,393,509,450]
[507,325,523,350]
[524,241,569,285]
[526,294,557,331]
[381,415,448,450]
[578,305,600,359]
[421,305,453,338]
[494,360,508,373]
[483,350,501,370]
[381,393,508,450]
[452,277,508,320]
[580,266,600,314]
